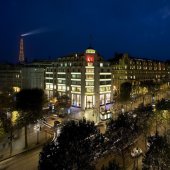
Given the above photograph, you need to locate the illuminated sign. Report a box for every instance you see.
[86,55,94,62]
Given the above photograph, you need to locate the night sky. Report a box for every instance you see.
[1,0,170,63]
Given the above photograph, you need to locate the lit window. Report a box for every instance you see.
[86,87,94,93]
[100,63,103,67]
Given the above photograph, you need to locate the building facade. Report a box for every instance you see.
[45,48,113,110]
[0,64,22,92]
[112,53,168,97]
[22,66,45,89]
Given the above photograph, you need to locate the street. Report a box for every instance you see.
[0,90,168,170]
[0,146,41,170]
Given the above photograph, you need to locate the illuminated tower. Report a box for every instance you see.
[19,37,25,63]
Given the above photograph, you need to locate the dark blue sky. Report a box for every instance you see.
[1,0,170,62]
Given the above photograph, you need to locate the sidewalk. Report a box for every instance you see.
[0,125,52,162]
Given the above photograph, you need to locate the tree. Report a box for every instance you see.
[105,114,139,170]
[51,94,71,115]
[15,88,45,148]
[142,134,170,169]
[39,119,97,170]
[156,98,170,111]
[101,160,120,170]
[0,89,14,110]
[140,80,160,93]
[139,80,160,104]
[56,94,71,110]
[0,119,5,139]
[120,82,132,102]
[156,99,170,134]
[0,110,16,155]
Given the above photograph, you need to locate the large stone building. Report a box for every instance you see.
[111,53,168,98]
[45,48,113,110]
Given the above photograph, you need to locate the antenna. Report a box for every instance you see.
[19,37,25,63]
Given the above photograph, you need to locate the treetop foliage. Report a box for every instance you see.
[120,82,132,102]
[142,134,170,169]
[39,119,97,170]
[15,88,45,112]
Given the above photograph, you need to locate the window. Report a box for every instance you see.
[100,87,105,92]
[72,87,81,92]
[100,63,103,67]
[86,87,94,93]
[86,81,94,86]
[106,94,110,103]
[106,86,110,91]
[86,75,94,79]
[72,94,81,107]
[72,74,76,78]
[86,68,94,73]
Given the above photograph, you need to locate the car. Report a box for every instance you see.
[131,147,143,157]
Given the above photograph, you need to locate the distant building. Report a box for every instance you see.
[0,62,48,92]
[22,66,45,89]
[0,64,22,92]
[111,53,168,97]
[21,61,51,90]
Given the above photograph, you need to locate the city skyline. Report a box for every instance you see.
[1,0,170,63]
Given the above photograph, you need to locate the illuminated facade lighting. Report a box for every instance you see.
[44,47,113,109]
